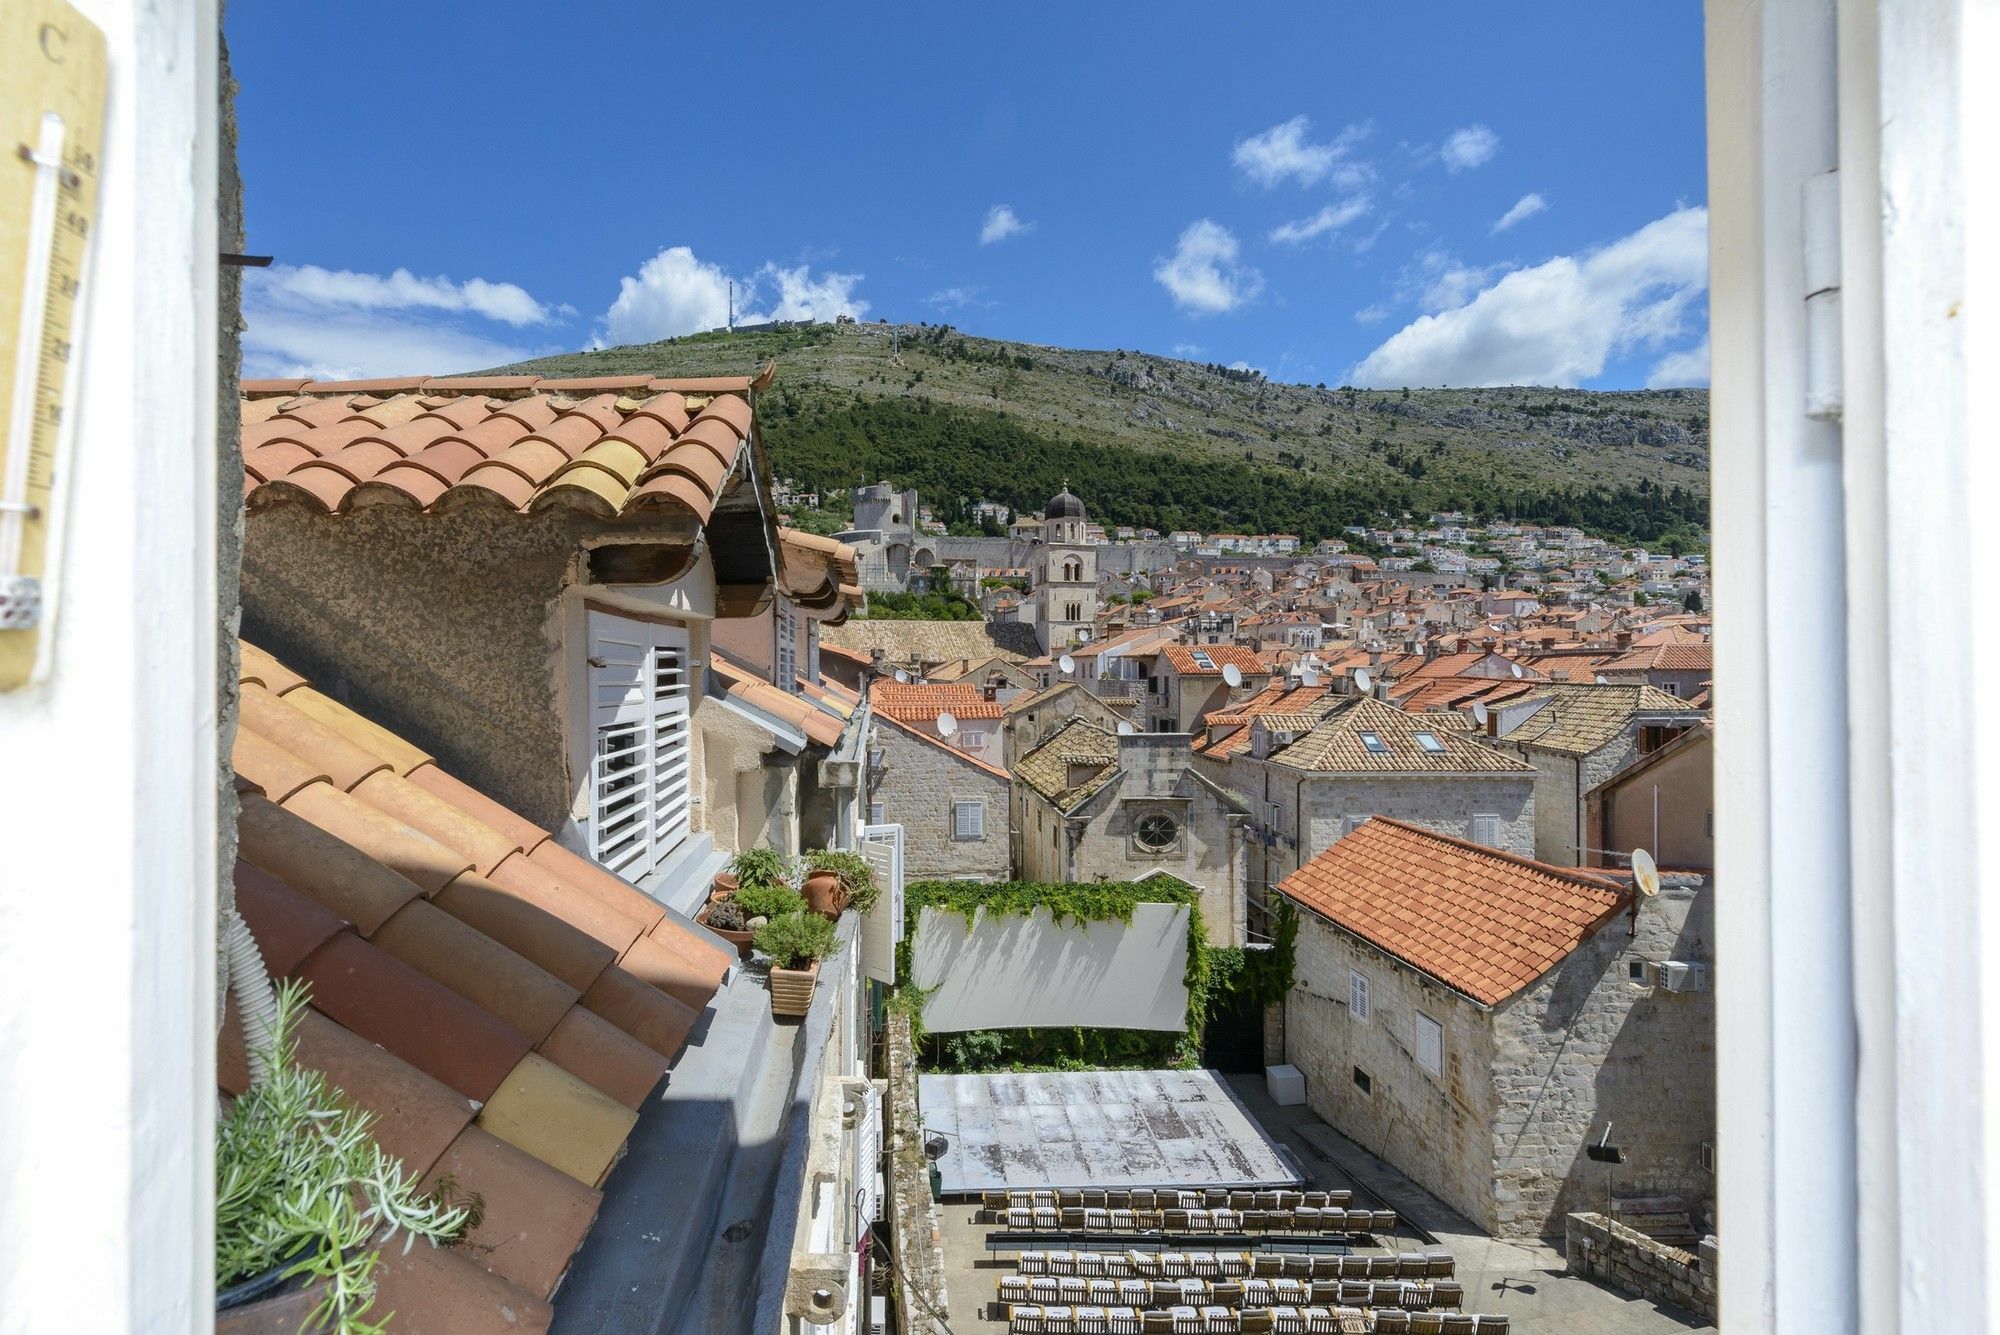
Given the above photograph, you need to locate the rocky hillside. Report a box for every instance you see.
[489,322,1710,544]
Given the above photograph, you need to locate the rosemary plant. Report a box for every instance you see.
[216,979,473,1333]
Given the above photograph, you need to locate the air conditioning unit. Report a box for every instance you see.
[1655,960,1707,993]
[870,1295,887,1335]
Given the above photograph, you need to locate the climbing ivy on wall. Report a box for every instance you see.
[893,879,1295,1073]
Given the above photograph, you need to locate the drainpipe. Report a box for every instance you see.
[222,907,279,1088]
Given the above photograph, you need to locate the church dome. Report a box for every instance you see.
[1046,487,1087,520]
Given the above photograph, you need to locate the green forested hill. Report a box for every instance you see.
[489,321,1710,545]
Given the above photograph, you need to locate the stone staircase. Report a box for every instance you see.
[1611,1195,1702,1248]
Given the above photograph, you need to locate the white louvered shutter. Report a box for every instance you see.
[1472,813,1501,847]
[586,610,691,876]
[1348,969,1371,1022]
[954,800,984,840]
[1416,1013,1444,1076]
[859,823,905,984]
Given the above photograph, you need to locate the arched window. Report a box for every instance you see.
[1062,558,1083,582]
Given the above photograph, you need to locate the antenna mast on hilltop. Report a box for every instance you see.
[728,280,734,332]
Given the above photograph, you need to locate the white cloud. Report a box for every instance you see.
[602,246,867,344]
[1350,205,1708,387]
[1441,124,1500,172]
[926,285,988,312]
[241,263,564,379]
[980,204,1033,245]
[1232,115,1371,188]
[1491,192,1549,233]
[1173,342,1204,358]
[1647,336,1710,388]
[1354,304,1391,325]
[1268,196,1372,245]
[1415,255,1509,314]
[1153,220,1263,315]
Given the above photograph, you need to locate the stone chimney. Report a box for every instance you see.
[1615,630,1634,650]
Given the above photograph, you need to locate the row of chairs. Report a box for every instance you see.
[985,1189,1353,1212]
[1004,1306,1510,1334]
[998,1276,1465,1312]
[1017,1249,1455,1281]
[983,1206,1397,1236]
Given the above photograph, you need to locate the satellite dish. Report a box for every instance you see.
[1117,721,1137,735]
[1471,700,1489,726]
[1510,662,1525,679]
[1631,848,1661,898]
[1058,654,1076,675]
[1353,667,1374,693]
[893,668,910,683]
[936,712,959,738]
[1300,671,1320,687]
[1594,673,1608,685]
[1223,663,1244,688]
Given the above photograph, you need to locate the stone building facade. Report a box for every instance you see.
[1279,820,1714,1240]
[870,713,1011,882]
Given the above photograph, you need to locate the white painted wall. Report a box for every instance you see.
[910,902,1190,1032]
[0,1,218,1328]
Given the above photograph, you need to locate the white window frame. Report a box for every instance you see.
[1415,1012,1443,1077]
[953,799,985,841]
[1471,813,1501,847]
[1348,968,1371,1023]
[584,609,693,877]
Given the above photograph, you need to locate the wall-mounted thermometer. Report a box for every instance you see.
[1,1,106,690]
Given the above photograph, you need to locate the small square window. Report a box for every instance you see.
[1359,731,1389,754]
[1352,1067,1373,1095]
[1415,731,1446,753]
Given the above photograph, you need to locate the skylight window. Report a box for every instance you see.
[1191,650,1216,671]
[1415,731,1447,753]
[1359,731,1389,754]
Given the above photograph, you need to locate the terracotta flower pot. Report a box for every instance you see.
[696,902,755,961]
[802,869,847,918]
[710,871,739,900]
[769,960,819,1018]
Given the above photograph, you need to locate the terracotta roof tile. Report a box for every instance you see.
[350,769,523,877]
[295,932,532,1103]
[232,860,349,976]
[237,791,426,934]
[238,641,307,694]
[416,1125,602,1302]
[282,1006,478,1172]
[242,378,756,525]
[578,963,699,1061]
[369,899,580,1046]
[405,763,551,856]
[281,780,474,895]
[1267,696,1533,774]
[1014,718,1120,812]
[238,683,391,791]
[533,1006,671,1111]
[614,929,729,1015]
[874,710,1011,780]
[476,1052,639,1189]
[1496,683,1700,755]
[432,871,620,994]
[868,680,1006,723]
[1160,643,1268,676]
[486,850,645,958]
[364,1236,553,1334]
[230,728,329,804]
[280,685,433,775]
[1277,818,1629,1006]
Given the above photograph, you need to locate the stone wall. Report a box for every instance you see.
[1510,734,1640,866]
[1066,737,1243,945]
[873,720,1012,882]
[885,1011,951,1335]
[1285,915,1501,1230]
[1488,873,1715,1238]
[1565,1212,1718,1323]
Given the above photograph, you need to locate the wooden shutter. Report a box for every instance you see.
[1416,1013,1444,1075]
[586,610,691,876]
[859,823,905,984]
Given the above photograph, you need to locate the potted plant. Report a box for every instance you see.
[723,846,789,898]
[699,882,807,960]
[755,911,837,1019]
[801,848,877,917]
[217,979,474,1332]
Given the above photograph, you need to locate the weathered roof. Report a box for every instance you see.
[1159,643,1268,677]
[1276,817,1629,1007]
[823,619,1029,665]
[1268,696,1534,775]
[711,654,846,747]
[1497,683,1700,755]
[874,710,1010,780]
[868,680,1007,723]
[226,640,735,1325]
[1600,643,1713,673]
[1014,717,1120,813]
[241,377,762,525]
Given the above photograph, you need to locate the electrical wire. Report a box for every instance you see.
[869,1229,962,1335]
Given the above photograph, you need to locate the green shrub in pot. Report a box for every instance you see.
[802,849,879,914]
[733,882,807,922]
[217,979,474,1332]
[752,911,838,970]
[728,846,790,890]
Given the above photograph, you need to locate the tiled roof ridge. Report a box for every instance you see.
[1366,815,1628,893]
[242,373,755,398]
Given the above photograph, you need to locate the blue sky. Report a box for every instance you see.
[228,3,1709,390]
